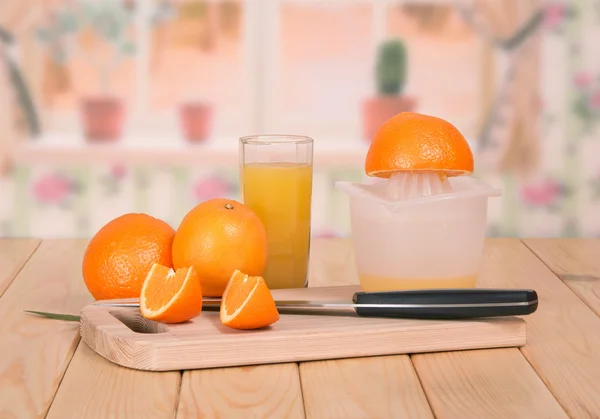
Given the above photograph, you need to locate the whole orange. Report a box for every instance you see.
[82,213,175,300]
[365,112,474,178]
[172,198,268,297]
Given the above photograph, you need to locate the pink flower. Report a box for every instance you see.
[544,3,567,29]
[193,177,230,201]
[32,174,73,204]
[574,72,591,88]
[110,164,127,179]
[520,180,564,206]
[313,229,338,238]
[589,91,600,110]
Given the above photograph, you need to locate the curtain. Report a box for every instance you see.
[0,0,42,174]
[456,0,544,179]
[0,43,13,175]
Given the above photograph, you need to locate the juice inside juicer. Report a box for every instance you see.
[336,172,502,292]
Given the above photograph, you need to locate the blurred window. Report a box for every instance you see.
[24,0,484,142]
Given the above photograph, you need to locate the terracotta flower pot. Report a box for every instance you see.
[179,102,213,143]
[80,97,125,143]
[362,96,417,142]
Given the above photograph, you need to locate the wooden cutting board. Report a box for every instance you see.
[80,285,527,371]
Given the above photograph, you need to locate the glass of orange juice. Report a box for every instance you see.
[239,135,314,289]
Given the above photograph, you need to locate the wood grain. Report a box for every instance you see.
[46,343,181,419]
[79,285,526,371]
[412,348,569,418]
[475,238,600,418]
[0,238,40,297]
[0,239,92,419]
[523,238,600,316]
[300,355,434,419]
[176,364,304,418]
[4,237,599,418]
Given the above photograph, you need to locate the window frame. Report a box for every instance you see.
[31,0,475,144]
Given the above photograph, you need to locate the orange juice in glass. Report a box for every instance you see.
[240,135,314,289]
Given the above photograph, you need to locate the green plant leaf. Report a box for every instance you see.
[572,96,591,120]
[51,48,68,64]
[24,310,80,322]
[6,57,41,136]
[500,9,544,50]
[35,28,46,39]
[121,41,136,55]
[57,11,78,33]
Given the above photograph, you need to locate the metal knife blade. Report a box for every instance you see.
[93,299,535,309]
[91,288,539,319]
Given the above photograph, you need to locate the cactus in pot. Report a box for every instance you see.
[376,39,407,96]
[362,38,416,142]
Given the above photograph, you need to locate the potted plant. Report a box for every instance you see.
[362,38,417,142]
[35,2,175,143]
[75,2,137,143]
[179,99,213,143]
[173,2,216,143]
[35,2,134,143]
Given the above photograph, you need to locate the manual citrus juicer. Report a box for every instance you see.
[336,171,501,292]
[336,111,506,293]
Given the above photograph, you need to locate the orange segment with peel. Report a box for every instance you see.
[140,263,203,324]
[220,270,280,330]
[365,111,474,178]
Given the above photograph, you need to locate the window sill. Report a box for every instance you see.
[12,133,371,168]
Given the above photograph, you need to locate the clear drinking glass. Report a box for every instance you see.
[239,135,314,289]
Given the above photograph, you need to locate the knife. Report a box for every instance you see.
[93,288,538,320]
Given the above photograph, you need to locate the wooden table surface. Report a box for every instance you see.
[1,238,600,418]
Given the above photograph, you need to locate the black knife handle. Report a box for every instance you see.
[352,288,538,319]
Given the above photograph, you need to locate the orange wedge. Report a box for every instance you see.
[140,263,203,324]
[220,270,280,330]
